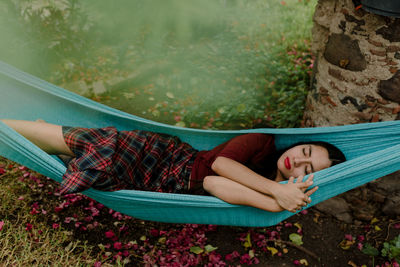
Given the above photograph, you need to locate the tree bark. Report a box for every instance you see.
[304,0,400,221]
[304,0,400,126]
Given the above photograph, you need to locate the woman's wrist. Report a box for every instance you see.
[261,179,282,198]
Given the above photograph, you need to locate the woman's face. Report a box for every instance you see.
[275,144,332,181]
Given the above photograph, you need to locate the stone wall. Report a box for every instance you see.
[304,0,400,223]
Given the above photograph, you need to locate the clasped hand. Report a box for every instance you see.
[273,174,318,213]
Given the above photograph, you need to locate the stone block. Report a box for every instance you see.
[324,33,367,71]
[370,171,400,193]
[382,194,400,216]
[314,197,353,223]
[378,70,400,103]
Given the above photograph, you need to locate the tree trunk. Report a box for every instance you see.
[304,0,400,222]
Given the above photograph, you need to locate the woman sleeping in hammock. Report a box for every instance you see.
[1,119,345,213]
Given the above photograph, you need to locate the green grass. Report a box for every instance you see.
[0,161,101,266]
[0,224,97,266]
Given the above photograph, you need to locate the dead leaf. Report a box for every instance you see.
[166,92,175,99]
[123,92,135,99]
[65,242,73,252]
[348,260,358,267]
[175,121,186,128]
[204,244,218,253]
[371,218,379,224]
[190,246,204,254]
[243,232,252,248]
[267,247,278,256]
[339,239,355,250]
[313,213,320,223]
[300,259,309,266]
[339,59,349,68]
[294,223,302,230]
[249,249,255,259]
[152,110,160,117]
[289,233,303,245]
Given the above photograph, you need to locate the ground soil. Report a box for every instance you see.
[2,158,399,266]
[206,209,399,266]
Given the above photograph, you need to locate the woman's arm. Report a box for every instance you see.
[1,119,75,156]
[211,156,315,211]
[203,175,284,212]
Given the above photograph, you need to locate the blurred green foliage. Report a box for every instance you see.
[0,0,95,76]
[0,0,317,129]
[381,234,400,262]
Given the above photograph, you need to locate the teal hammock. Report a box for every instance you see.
[0,60,399,227]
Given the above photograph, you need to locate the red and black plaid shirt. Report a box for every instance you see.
[60,127,197,195]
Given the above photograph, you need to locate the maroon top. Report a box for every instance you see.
[190,133,276,190]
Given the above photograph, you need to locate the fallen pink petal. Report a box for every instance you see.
[64,217,74,223]
[122,250,130,257]
[357,235,365,242]
[150,229,159,237]
[25,223,33,232]
[239,253,251,265]
[105,230,116,239]
[344,234,353,241]
[113,242,122,250]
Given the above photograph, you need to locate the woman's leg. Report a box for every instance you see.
[1,119,75,156]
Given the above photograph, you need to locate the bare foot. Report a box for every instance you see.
[36,119,46,123]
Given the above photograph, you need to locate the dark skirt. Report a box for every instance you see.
[60,126,197,195]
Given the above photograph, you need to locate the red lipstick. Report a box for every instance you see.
[284,157,291,170]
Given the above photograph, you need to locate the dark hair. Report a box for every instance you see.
[249,141,346,179]
[304,141,346,167]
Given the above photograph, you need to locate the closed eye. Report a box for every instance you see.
[303,146,311,157]
[309,145,315,173]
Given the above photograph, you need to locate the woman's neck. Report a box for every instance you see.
[275,171,285,182]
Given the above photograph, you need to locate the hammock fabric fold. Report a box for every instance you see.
[1,60,399,227]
